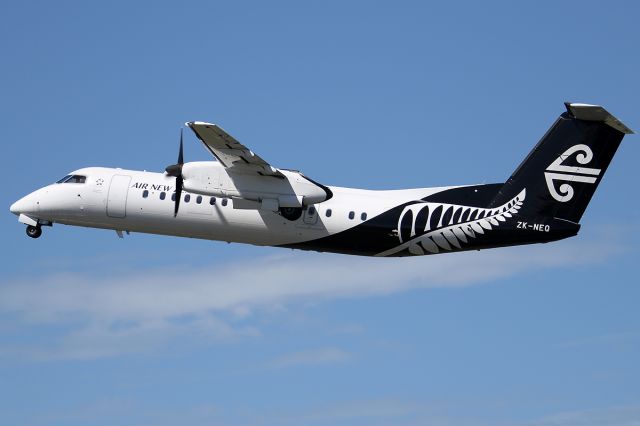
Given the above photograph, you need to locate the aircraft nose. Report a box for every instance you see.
[9,194,37,216]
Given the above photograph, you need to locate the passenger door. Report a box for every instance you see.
[107,175,131,218]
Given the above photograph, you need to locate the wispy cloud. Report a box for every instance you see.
[524,404,640,426]
[0,237,623,360]
[24,396,640,426]
[274,398,425,426]
[242,400,640,426]
[267,347,351,369]
[559,331,640,349]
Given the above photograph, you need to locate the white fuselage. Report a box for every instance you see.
[11,166,456,249]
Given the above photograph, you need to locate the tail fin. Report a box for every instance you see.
[490,103,633,223]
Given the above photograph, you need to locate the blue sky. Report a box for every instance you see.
[1,1,639,425]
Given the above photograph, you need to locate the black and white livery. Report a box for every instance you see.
[10,103,634,257]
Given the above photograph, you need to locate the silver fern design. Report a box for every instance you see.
[376,189,526,257]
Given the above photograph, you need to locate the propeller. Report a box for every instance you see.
[165,129,184,217]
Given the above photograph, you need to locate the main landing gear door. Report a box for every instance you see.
[302,206,319,225]
[107,175,131,218]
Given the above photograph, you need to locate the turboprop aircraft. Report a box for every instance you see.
[9,103,634,257]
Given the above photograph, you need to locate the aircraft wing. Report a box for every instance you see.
[186,122,285,178]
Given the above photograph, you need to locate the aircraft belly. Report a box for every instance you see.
[87,199,328,246]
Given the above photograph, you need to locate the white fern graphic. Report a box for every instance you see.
[376,189,526,257]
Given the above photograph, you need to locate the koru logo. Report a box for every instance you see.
[544,144,601,202]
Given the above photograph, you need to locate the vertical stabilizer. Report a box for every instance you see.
[489,103,633,223]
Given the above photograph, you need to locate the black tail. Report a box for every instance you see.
[490,103,633,223]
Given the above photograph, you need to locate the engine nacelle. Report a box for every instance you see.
[181,161,223,196]
[180,161,331,211]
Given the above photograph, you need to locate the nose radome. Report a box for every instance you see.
[9,200,20,215]
[9,195,36,216]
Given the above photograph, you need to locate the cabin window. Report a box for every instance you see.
[160,192,166,200]
[142,190,149,198]
[56,174,86,184]
[361,212,367,221]
[221,198,228,206]
[210,197,216,205]
[171,193,176,201]
[184,194,190,203]
[348,211,355,220]
[326,209,332,217]
[196,195,202,204]
[308,206,316,215]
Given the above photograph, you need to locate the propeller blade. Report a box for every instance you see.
[167,127,186,217]
[174,176,183,217]
[178,128,184,165]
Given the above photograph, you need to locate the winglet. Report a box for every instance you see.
[564,102,634,134]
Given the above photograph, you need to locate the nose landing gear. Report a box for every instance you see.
[26,225,42,239]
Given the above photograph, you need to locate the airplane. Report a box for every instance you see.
[9,103,634,257]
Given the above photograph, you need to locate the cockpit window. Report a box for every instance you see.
[56,174,86,184]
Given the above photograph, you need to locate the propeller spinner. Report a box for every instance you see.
[165,129,184,217]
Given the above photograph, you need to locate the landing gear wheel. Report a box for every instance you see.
[26,225,42,239]
[279,207,302,221]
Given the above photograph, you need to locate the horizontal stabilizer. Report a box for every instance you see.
[565,103,634,134]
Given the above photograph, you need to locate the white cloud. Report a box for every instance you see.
[0,238,622,360]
